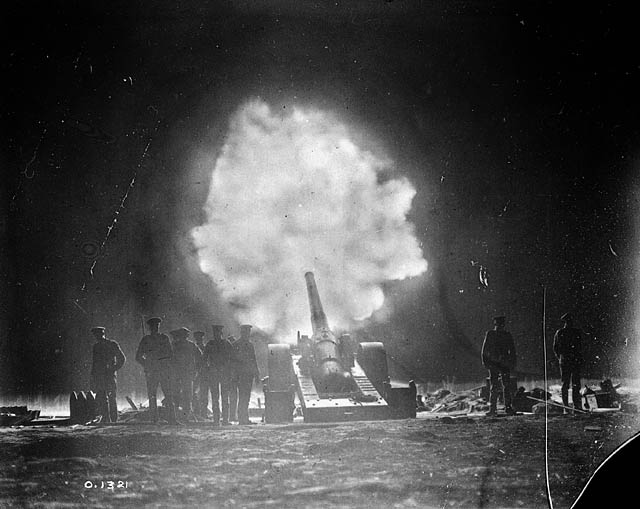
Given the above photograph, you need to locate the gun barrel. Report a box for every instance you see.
[305,272,329,334]
[303,272,357,394]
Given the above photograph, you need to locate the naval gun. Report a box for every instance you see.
[262,272,417,423]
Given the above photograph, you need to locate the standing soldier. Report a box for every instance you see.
[192,331,208,418]
[90,326,126,423]
[553,312,584,412]
[135,317,178,424]
[203,324,233,425]
[227,335,239,422]
[170,327,203,421]
[481,316,517,416]
[233,324,260,425]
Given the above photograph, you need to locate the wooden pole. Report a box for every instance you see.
[526,395,588,414]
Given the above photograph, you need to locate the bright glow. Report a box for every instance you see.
[191,99,428,340]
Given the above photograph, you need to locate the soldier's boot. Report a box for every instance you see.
[166,398,181,425]
[504,391,514,415]
[221,396,230,425]
[148,397,159,423]
[572,387,583,411]
[487,388,498,415]
[238,406,254,424]
[195,393,205,418]
[229,388,238,422]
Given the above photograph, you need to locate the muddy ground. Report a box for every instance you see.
[1,410,638,509]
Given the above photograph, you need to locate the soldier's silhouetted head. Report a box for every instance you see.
[147,317,162,333]
[91,326,106,340]
[493,316,506,329]
[212,324,224,339]
[170,327,190,340]
[240,324,252,339]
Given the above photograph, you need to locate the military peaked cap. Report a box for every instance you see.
[170,327,190,338]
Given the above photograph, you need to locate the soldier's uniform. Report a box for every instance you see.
[170,327,203,419]
[90,327,126,423]
[203,325,233,425]
[481,316,517,415]
[135,317,177,423]
[192,331,208,417]
[227,335,239,422]
[232,324,260,425]
[553,312,583,411]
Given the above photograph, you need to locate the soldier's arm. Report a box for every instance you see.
[251,347,260,379]
[481,332,491,366]
[553,331,561,359]
[201,344,209,367]
[194,344,204,369]
[507,333,517,368]
[90,348,98,389]
[163,335,174,361]
[135,338,146,366]
[113,342,126,371]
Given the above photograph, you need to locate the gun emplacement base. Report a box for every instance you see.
[263,343,417,423]
[263,272,417,424]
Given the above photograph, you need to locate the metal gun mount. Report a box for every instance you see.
[262,272,417,423]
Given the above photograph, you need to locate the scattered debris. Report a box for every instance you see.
[581,379,621,410]
[0,406,41,426]
[419,387,489,414]
[513,387,551,413]
[620,402,637,413]
[528,396,588,414]
[531,401,568,415]
[419,379,637,418]
[126,396,138,411]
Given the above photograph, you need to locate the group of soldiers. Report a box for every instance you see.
[90,311,585,422]
[89,317,260,425]
[481,312,583,415]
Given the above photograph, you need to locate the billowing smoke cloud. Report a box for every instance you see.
[191,99,427,340]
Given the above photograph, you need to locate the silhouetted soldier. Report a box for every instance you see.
[135,317,178,424]
[170,327,203,420]
[90,326,126,423]
[553,312,584,412]
[203,324,233,425]
[233,324,260,425]
[192,331,208,417]
[481,316,517,416]
[227,335,239,422]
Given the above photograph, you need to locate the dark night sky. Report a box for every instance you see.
[2,1,640,395]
